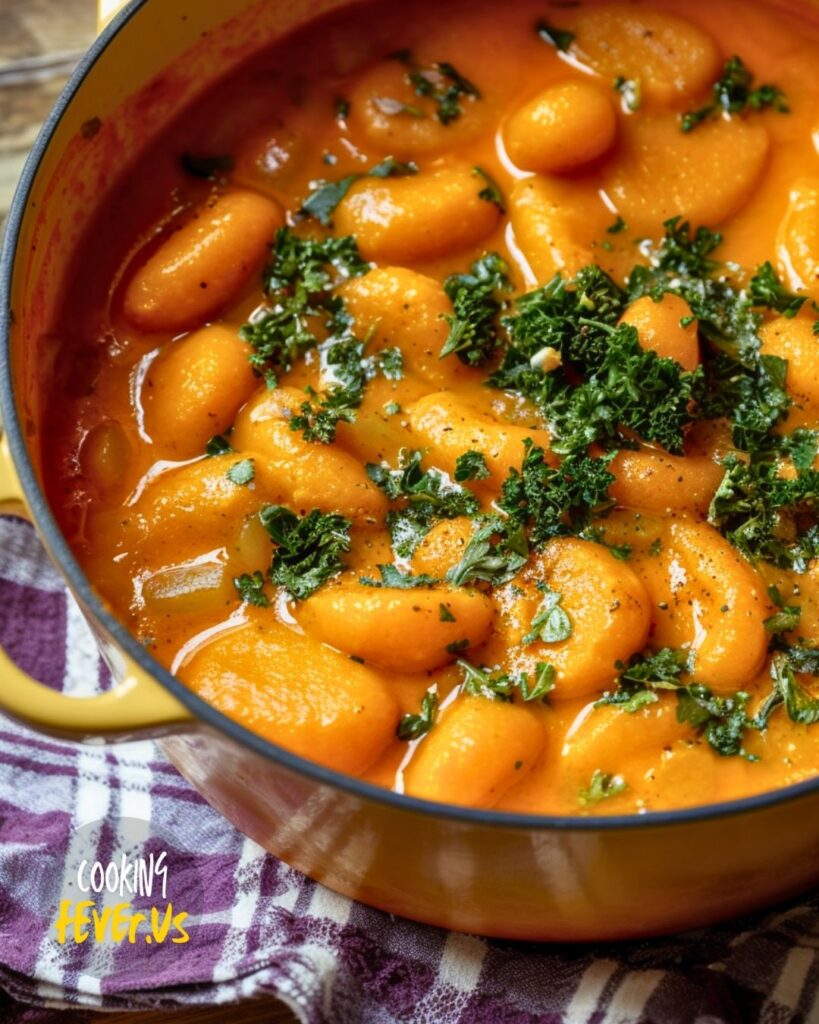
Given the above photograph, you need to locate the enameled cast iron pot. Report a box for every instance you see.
[2,0,819,942]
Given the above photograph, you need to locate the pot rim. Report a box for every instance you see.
[3,0,819,834]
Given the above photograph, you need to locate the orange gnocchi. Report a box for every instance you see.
[46,0,819,817]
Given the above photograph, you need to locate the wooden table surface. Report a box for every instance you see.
[1,2,298,1020]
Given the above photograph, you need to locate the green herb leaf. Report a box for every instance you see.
[446,519,529,587]
[368,156,419,178]
[613,77,641,112]
[205,434,234,457]
[360,565,440,589]
[772,654,819,725]
[226,458,255,486]
[764,585,801,633]
[781,429,819,471]
[441,252,513,366]
[708,454,819,571]
[498,443,616,546]
[519,662,556,701]
[300,175,360,226]
[261,505,351,600]
[524,584,573,644]
[397,689,440,740]
[240,229,369,383]
[606,215,628,235]
[749,261,805,318]
[439,603,456,622]
[301,158,418,225]
[681,55,788,132]
[454,450,490,483]
[367,450,480,558]
[233,571,269,608]
[676,684,756,759]
[458,659,552,703]
[579,769,627,806]
[473,166,505,212]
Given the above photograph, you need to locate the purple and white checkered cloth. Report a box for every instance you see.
[2,515,819,1023]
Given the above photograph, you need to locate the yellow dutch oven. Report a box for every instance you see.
[2,0,819,942]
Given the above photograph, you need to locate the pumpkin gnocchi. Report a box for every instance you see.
[46,0,819,816]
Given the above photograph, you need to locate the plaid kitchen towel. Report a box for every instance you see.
[1,514,819,1024]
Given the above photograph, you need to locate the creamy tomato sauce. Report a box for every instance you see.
[45,0,819,814]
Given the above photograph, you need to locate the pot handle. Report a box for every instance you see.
[0,437,196,741]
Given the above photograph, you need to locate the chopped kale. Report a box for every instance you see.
[780,429,819,471]
[366,450,480,558]
[240,229,368,385]
[596,648,685,713]
[454,450,490,483]
[775,644,819,676]
[708,454,819,572]
[408,59,481,124]
[771,653,819,726]
[498,443,616,546]
[676,685,756,759]
[598,647,760,758]
[261,505,351,600]
[441,253,513,366]
[764,585,801,633]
